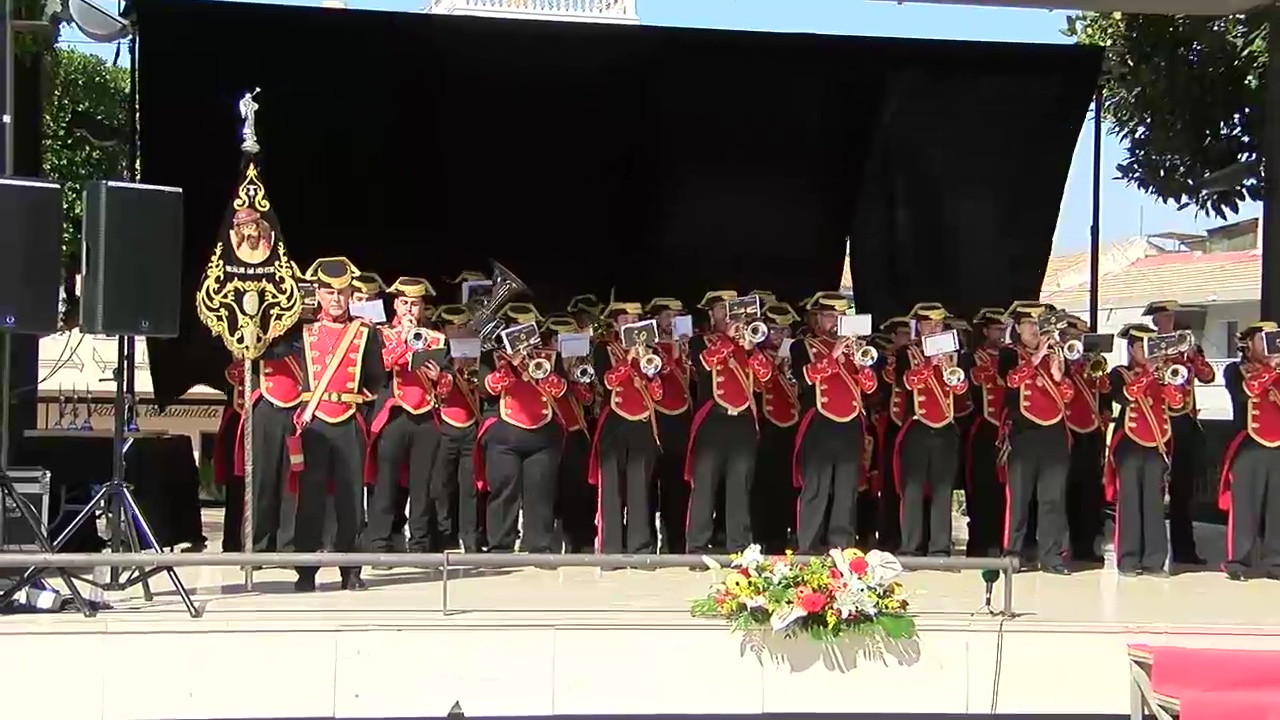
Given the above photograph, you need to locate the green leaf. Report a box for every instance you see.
[877,614,916,640]
[40,47,131,263]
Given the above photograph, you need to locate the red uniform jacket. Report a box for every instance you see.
[1167,346,1216,419]
[555,356,595,434]
[1064,359,1112,434]
[969,346,1004,428]
[302,320,377,424]
[799,336,877,422]
[1219,361,1280,510]
[439,362,481,429]
[600,341,664,422]
[653,338,691,415]
[757,349,799,428]
[377,324,450,415]
[214,362,245,487]
[482,349,567,430]
[698,332,774,414]
[1001,346,1074,427]
[1103,365,1187,502]
[897,344,968,429]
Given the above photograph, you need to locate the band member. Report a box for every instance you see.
[686,290,774,553]
[1219,322,1280,581]
[1105,323,1187,577]
[215,361,247,551]
[749,290,778,308]
[962,308,1008,557]
[997,303,1074,574]
[1144,300,1213,565]
[433,304,485,551]
[351,272,386,305]
[543,313,596,552]
[859,332,893,549]
[790,292,878,553]
[795,295,818,339]
[1061,315,1110,562]
[894,303,967,557]
[476,302,567,553]
[588,301,664,553]
[449,271,488,306]
[876,316,912,551]
[946,316,976,534]
[290,257,390,591]
[754,302,801,552]
[648,297,693,553]
[366,277,453,554]
[569,294,604,335]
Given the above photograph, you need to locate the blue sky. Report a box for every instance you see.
[64,0,1259,256]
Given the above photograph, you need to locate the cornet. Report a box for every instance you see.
[639,351,663,377]
[528,357,552,380]
[744,320,769,345]
[938,353,965,387]
[1085,354,1108,378]
[853,342,878,367]
[571,361,595,384]
[406,326,430,351]
[1162,362,1190,386]
[1061,338,1084,361]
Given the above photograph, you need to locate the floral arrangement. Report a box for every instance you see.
[690,545,917,642]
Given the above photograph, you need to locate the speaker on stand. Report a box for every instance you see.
[0,177,93,615]
[0,180,201,617]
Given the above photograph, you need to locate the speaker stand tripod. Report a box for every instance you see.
[0,336,202,617]
[0,333,95,615]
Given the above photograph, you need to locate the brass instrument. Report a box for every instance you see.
[457,363,479,385]
[571,361,596,384]
[1162,362,1190,386]
[744,320,769,344]
[465,260,531,349]
[1085,354,1108,377]
[639,350,663,377]
[1061,338,1084,361]
[528,356,552,380]
[406,326,430,350]
[853,341,878,367]
[938,352,965,387]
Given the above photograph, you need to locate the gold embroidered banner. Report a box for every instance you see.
[195,91,302,360]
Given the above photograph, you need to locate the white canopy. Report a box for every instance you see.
[867,0,1261,16]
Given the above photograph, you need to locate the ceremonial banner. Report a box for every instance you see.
[196,90,302,360]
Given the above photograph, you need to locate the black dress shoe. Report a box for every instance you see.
[1173,554,1207,566]
[341,573,368,591]
[1118,569,1141,578]
[1143,569,1171,579]
[1226,570,1248,582]
[1041,564,1071,576]
[294,575,317,593]
[1073,552,1106,564]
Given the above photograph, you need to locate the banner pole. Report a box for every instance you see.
[241,326,256,591]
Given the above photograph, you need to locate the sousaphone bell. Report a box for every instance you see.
[465,260,531,350]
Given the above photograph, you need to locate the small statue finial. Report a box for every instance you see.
[239,88,262,155]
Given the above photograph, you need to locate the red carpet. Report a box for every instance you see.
[1131,644,1280,719]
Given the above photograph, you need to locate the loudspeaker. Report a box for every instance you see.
[0,177,65,334]
[80,181,184,337]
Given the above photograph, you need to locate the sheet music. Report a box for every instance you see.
[449,338,482,359]
[350,300,386,324]
[672,314,694,339]
[557,332,592,358]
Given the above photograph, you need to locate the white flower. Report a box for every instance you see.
[769,559,791,581]
[865,549,903,585]
[828,548,853,580]
[701,555,722,571]
[744,595,767,609]
[734,544,765,571]
[769,603,808,632]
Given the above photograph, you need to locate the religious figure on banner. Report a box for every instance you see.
[196,89,303,360]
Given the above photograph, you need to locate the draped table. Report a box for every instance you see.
[15,430,205,551]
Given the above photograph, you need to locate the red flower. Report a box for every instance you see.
[829,567,842,580]
[796,586,828,613]
[849,556,869,576]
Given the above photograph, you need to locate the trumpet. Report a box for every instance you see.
[853,343,878,367]
[744,320,769,345]
[528,357,552,380]
[406,326,430,351]
[1084,354,1108,377]
[942,365,966,387]
[571,361,596,384]
[639,351,663,377]
[1061,338,1084,361]
[457,363,479,385]
[1162,362,1189,386]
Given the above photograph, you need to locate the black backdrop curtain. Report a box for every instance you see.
[132,0,1099,403]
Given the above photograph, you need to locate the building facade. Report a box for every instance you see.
[423,0,640,24]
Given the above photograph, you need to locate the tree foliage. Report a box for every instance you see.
[1064,12,1266,220]
[42,46,130,260]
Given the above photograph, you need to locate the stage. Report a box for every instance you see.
[1,521,1276,720]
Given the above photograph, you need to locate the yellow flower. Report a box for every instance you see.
[843,548,865,560]
[725,573,748,594]
[886,581,905,599]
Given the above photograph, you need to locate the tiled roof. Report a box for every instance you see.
[1041,250,1260,309]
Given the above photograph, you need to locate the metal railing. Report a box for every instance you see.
[0,552,1020,618]
[1130,655,1178,720]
